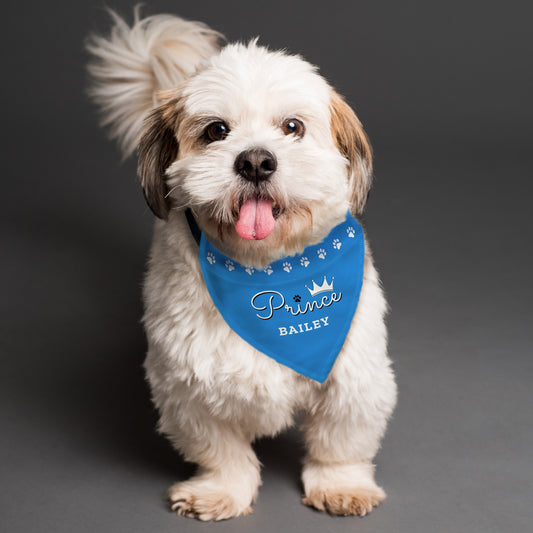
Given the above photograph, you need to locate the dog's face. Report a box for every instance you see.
[138,42,372,266]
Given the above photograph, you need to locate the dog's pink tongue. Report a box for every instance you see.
[235,198,275,240]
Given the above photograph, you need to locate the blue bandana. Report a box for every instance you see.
[198,211,365,382]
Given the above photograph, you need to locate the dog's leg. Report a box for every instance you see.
[300,367,396,516]
[166,415,261,521]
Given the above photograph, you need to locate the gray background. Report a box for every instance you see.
[2,1,532,532]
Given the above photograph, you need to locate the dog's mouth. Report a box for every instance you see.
[235,196,280,241]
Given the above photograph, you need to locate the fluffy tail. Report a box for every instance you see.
[86,8,223,156]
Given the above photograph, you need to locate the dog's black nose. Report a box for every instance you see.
[234,148,277,184]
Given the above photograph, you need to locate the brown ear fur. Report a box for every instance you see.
[137,98,180,219]
[329,90,373,215]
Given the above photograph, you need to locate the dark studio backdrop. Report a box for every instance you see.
[1,1,532,532]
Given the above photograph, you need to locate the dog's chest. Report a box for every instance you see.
[143,237,316,427]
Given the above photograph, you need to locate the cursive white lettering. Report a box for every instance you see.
[285,292,342,316]
[251,291,285,320]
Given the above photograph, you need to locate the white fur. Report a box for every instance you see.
[86,8,222,156]
[88,11,397,521]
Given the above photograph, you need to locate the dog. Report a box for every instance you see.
[87,9,397,521]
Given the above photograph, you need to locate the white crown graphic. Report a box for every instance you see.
[306,276,334,297]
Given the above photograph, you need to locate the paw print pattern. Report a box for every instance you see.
[225,259,235,271]
[332,238,342,250]
[300,256,310,267]
[206,252,216,265]
[293,295,301,302]
[347,226,355,238]
[263,265,274,275]
[317,248,326,259]
[283,262,292,273]
[245,267,255,276]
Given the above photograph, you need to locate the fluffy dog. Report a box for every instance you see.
[87,10,397,521]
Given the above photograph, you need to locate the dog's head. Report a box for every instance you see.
[138,41,372,266]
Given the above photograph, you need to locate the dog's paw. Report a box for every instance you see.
[168,481,253,521]
[302,486,385,517]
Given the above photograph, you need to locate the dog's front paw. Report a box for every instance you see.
[302,485,385,516]
[168,480,253,521]
[301,461,386,517]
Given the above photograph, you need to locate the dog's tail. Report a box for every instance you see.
[86,8,223,157]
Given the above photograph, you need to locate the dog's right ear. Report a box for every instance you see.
[137,95,181,220]
[329,90,373,216]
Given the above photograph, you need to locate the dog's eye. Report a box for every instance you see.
[204,121,230,142]
[281,118,305,138]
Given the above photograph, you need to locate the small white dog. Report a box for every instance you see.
[88,10,397,521]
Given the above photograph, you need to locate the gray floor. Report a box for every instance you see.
[2,1,532,532]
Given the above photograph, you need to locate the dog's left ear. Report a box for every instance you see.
[137,93,181,220]
[329,90,373,215]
